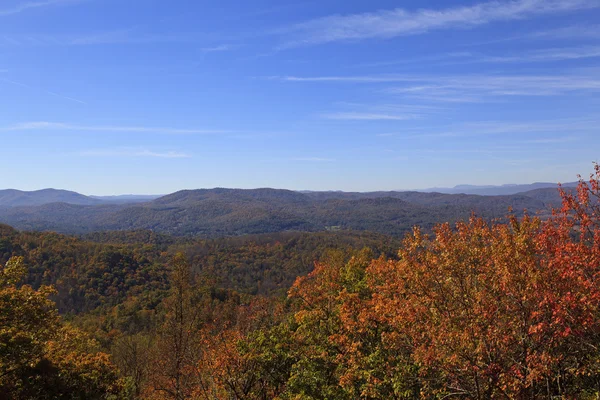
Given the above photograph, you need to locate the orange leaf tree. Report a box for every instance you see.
[367,166,600,399]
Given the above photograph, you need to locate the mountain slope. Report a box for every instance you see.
[421,182,578,196]
[89,194,162,203]
[0,187,561,238]
[0,189,101,207]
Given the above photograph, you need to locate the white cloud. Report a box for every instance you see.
[354,46,600,69]
[80,148,191,158]
[387,74,600,99]
[322,112,418,120]
[528,24,600,39]
[69,30,210,46]
[463,23,600,46]
[460,119,599,134]
[272,75,418,83]
[0,29,221,47]
[201,44,232,52]
[480,46,600,63]
[0,121,229,135]
[320,103,441,121]
[402,118,599,139]
[291,157,335,162]
[522,136,577,144]
[277,72,600,100]
[353,52,474,68]
[281,0,598,46]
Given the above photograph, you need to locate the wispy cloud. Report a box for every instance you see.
[271,75,418,83]
[69,30,214,46]
[459,119,599,134]
[276,72,600,100]
[354,46,600,69]
[528,24,600,39]
[320,102,442,121]
[322,112,418,121]
[402,118,599,139]
[80,148,191,158]
[479,45,600,63]
[353,52,473,68]
[0,29,228,47]
[1,78,86,104]
[280,0,598,47]
[0,121,229,135]
[200,44,233,52]
[69,29,178,46]
[464,23,600,46]
[522,136,578,144]
[291,157,335,162]
[0,0,82,17]
[493,24,600,44]
[387,74,600,100]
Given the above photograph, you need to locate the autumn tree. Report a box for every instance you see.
[41,325,126,399]
[285,248,420,399]
[368,216,550,398]
[150,253,204,400]
[278,165,600,399]
[0,256,59,396]
[195,297,294,400]
[538,164,600,397]
[0,256,125,399]
[368,204,600,398]
[112,333,153,398]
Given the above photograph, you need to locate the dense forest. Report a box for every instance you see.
[0,187,567,237]
[1,170,599,399]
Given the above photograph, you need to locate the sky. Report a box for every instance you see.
[1,0,599,195]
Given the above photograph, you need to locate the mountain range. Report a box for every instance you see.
[0,183,572,238]
[419,181,578,196]
[0,189,163,207]
[0,189,102,207]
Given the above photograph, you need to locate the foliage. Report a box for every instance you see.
[148,253,205,400]
[0,257,125,399]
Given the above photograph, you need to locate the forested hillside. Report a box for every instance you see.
[0,189,102,207]
[1,171,599,399]
[0,226,399,314]
[0,187,564,237]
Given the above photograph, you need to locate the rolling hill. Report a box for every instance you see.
[421,181,578,196]
[0,189,101,207]
[0,186,566,237]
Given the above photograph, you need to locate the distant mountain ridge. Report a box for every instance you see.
[0,189,162,207]
[0,185,572,238]
[420,182,578,196]
[0,189,101,207]
[90,194,163,203]
[0,183,574,208]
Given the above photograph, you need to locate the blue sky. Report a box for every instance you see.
[1,0,599,194]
